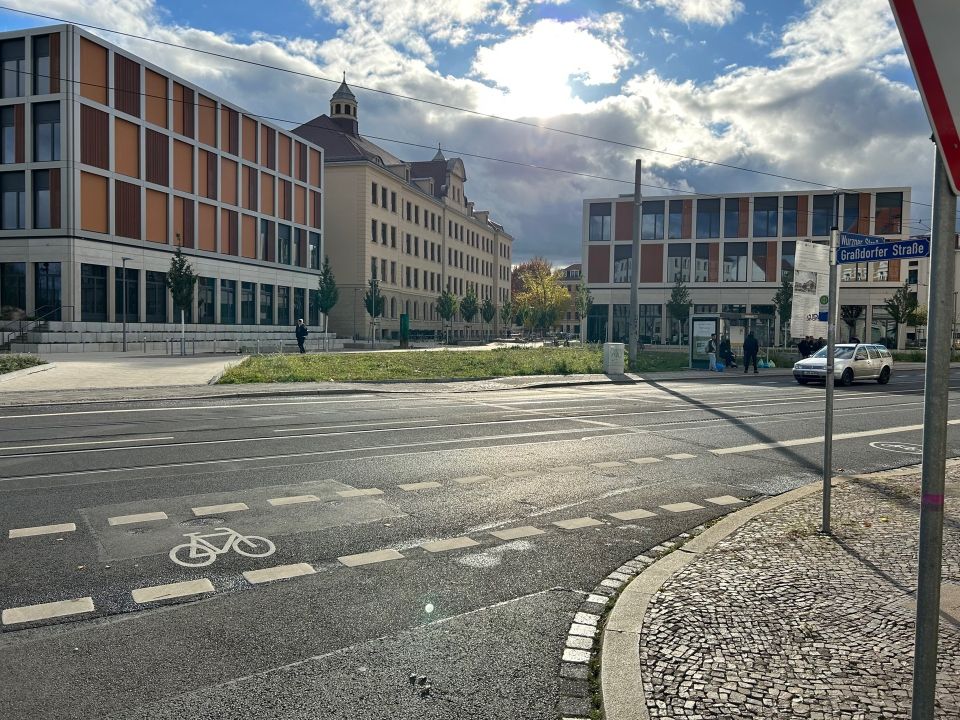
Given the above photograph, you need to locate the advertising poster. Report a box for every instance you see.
[790,241,830,339]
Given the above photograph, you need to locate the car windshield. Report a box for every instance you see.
[812,346,855,359]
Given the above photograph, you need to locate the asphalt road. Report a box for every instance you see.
[0,368,955,719]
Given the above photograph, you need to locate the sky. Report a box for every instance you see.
[1,0,936,265]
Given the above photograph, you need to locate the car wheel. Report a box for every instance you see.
[877,366,891,385]
[796,378,808,385]
[839,368,854,387]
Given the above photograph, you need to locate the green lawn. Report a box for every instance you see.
[0,354,46,375]
[218,347,689,384]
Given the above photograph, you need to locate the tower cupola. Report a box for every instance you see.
[330,73,358,135]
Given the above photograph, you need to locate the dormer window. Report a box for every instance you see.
[335,103,341,114]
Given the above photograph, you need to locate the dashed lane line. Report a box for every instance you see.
[243,563,315,584]
[421,536,480,553]
[609,508,657,521]
[665,453,697,460]
[660,502,706,513]
[338,549,405,567]
[2,597,95,625]
[553,517,605,530]
[591,461,627,469]
[501,470,537,479]
[490,525,545,541]
[0,436,174,453]
[336,488,384,497]
[192,502,249,516]
[398,481,443,491]
[267,494,321,506]
[9,522,76,538]
[705,495,745,506]
[629,457,662,465]
[132,579,215,604]
[452,475,491,484]
[107,511,168,526]
[550,465,584,473]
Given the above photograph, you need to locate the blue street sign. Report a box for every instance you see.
[836,238,930,264]
[839,231,885,247]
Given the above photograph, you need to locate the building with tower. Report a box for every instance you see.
[293,78,514,341]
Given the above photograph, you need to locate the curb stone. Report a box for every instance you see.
[0,362,54,384]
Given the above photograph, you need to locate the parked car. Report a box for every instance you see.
[793,343,893,386]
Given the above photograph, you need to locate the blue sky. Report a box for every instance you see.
[0,1,932,263]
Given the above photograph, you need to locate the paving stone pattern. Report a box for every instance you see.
[640,470,960,719]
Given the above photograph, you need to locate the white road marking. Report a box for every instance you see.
[490,526,545,540]
[629,457,662,465]
[705,495,744,506]
[660,502,705,513]
[591,461,627,469]
[665,453,697,460]
[9,522,76,538]
[192,502,249,516]
[107,511,168,526]
[336,488,384,498]
[243,563,315,584]
[338,548,405,567]
[273,418,440,433]
[2,597,95,625]
[549,465,584,473]
[421,536,479,553]
[0,436,174,452]
[553,517,604,530]
[132,579,215,603]
[398,481,442,491]
[501,470,537,479]
[452,475,492,484]
[267,494,320,506]
[609,508,657,521]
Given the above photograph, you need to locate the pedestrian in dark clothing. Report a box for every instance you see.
[798,337,810,359]
[719,336,736,367]
[706,333,719,371]
[814,337,826,352]
[850,335,861,344]
[295,318,308,354]
[743,331,759,374]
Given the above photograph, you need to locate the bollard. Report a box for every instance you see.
[257,338,260,355]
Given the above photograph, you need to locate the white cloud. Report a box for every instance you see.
[639,0,745,27]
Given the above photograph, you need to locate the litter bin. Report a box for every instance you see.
[603,342,625,374]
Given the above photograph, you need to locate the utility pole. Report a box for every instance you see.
[912,146,957,720]
[628,160,642,366]
[822,195,839,534]
[121,256,132,353]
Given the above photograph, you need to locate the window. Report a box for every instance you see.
[240,281,255,324]
[35,261,61,319]
[390,261,396,285]
[696,199,720,239]
[667,244,690,283]
[812,194,833,236]
[33,169,50,228]
[259,219,270,260]
[260,284,274,324]
[278,224,291,265]
[0,106,13,163]
[875,192,903,235]
[33,102,59,161]
[415,205,419,224]
[722,242,748,282]
[406,201,411,219]
[782,196,798,237]
[1,171,24,229]
[589,202,611,241]
[751,242,768,282]
[723,198,740,238]
[292,228,302,267]
[114,266,139,322]
[277,286,290,325]
[146,271,167,323]
[381,259,387,282]
[371,182,377,204]
[1,39,24,98]
[380,223,387,245]
[309,231,320,270]
[414,236,419,257]
[370,257,378,280]
[781,241,796,282]
[613,245,632,283]
[33,34,50,95]
[80,263,107,321]
[391,191,396,212]
[391,226,396,248]
[753,197,778,237]
[641,200,664,240]
[371,219,377,244]
[381,186,387,208]
[843,193,860,232]
[294,287,305,324]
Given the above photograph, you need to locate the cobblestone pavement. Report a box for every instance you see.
[640,469,960,719]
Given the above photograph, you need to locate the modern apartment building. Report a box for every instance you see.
[0,25,328,351]
[293,80,513,340]
[582,188,923,347]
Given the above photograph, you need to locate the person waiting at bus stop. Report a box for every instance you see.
[743,331,759,374]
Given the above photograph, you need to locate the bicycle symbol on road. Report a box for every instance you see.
[169,527,276,567]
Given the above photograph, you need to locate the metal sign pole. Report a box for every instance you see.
[822,221,839,534]
[628,160,642,366]
[912,146,957,720]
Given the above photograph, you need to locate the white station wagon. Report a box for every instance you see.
[793,343,894,386]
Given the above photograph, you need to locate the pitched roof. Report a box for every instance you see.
[292,115,403,166]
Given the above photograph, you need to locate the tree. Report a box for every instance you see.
[840,305,863,342]
[883,280,918,349]
[481,297,496,340]
[772,277,793,348]
[436,290,459,343]
[317,256,339,351]
[363,279,384,340]
[514,263,570,337]
[511,257,552,297]
[574,280,593,343]
[460,287,479,338]
[665,278,691,346]
[909,303,928,327]
[499,300,513,337]
[165,243,197,355]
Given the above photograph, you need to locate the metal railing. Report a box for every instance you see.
[0,306,75,350]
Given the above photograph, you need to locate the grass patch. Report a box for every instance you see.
[0,354,46,375]
[219,347,690,384]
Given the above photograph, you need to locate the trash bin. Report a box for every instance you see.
[603,342,625,374]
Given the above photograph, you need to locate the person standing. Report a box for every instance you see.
[295,318,309,354]
[798,336,810,359]
[743,331,759,374]
[706,333,719,371]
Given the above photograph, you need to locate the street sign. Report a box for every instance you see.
[889,1,960,194]
[839,231,885,247]
[836,238,930,264]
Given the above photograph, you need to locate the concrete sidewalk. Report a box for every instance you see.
[598,463,960,720]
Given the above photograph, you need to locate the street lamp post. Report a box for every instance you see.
[121,257,132,352]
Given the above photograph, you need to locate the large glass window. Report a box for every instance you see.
[80,264,108,321]
[695,243,711,282]
[145,271,166,323]
[277,286,290,325]
[843,193,860,232]
[667,243,690,283]
[613,245,632,283]
[1,39,24,99]
[293,228,303,267]
[781,241,796,283]
[278,224,291,265]
[309,231,320,270]
[782,196,798,237]
[220,279,236,324]
[33,102,60,161]
[259,219,269,260]
[33,34,50,95]
[695,198,720,239]
[875,191,903,235]
[668,200,683,239]
[0,261,25,318]
[641,200,664,240]
[639,304,662,344]
[723,198,740,238]
[35,261,61,319]
[812,194,834,236]
[33,169,50,228]
[753,196,778,237]
[114,267,139,322]
[588,202,611,241]
[751,242,768,282]
[294,287,305,323]
[259,284,274,324]
[722,242,748,282]
[1,171,24,229]
[241,281,255,324]
[1,106,14,164]
[197,277,215,324]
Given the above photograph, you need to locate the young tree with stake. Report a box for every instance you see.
[165,240,197,356]
[317,256,339,351]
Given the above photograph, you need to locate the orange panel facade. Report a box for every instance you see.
[80,171,108,233]
[278,134,291,176]
[173,140,193,192]
[114,118,140,179]
[144,69,168,128]
[198,202,216,252]
[198,95,217,147]
[80,38,108,104]
[681,200,693,239]
[145,190,168,244]
[241,214,256,258]
[587,246,610,283]
[242,116,257,162]
[294,185,306,225]
[639,244,663,283]
[309,149,321,187]
[260,173,275,215]
[221,158,238,206]
[614,201,632,241]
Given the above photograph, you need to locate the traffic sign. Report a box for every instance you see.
[836,237,930,264]
[889,1,960,194]
[839,231,885,247]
